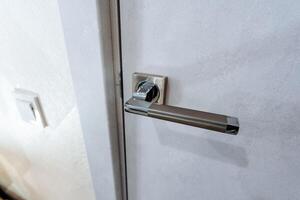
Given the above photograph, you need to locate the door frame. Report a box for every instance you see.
[110,0,128,199]
[58,0,127,199]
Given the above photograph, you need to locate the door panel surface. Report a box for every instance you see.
[120,1,300,199]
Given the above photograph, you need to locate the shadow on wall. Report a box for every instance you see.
[0,147,41,200]
[154,122,249,168]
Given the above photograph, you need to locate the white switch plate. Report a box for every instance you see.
[14,89,47,127]
[16,99,36,123]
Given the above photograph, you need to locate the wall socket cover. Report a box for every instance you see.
[14,89,47,128]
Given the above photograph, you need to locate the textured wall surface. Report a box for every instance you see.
[121,0,300,200]
[0,1,95,199]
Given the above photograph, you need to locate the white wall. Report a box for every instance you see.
[0,1,95,199]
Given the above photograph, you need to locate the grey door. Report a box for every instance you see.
[120,1,300,199]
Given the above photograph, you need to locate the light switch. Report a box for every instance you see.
[16,99,36,123]
[14,89,47,127]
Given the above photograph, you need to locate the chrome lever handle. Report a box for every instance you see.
[124,73,239,135]
[125,98,239,134]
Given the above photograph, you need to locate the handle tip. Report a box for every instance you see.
[225,116,239,135]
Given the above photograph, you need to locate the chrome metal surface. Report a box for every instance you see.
[125,98,239,134]
[133,81,159,102]
[126,73,239,134]
[132,73,167,105]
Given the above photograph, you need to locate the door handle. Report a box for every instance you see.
[124,73,239,135]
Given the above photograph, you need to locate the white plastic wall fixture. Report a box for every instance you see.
[14,88,47,128]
